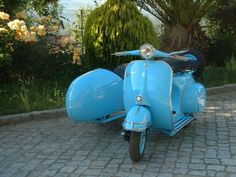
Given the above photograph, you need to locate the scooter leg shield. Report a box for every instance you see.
[123,106,151,132]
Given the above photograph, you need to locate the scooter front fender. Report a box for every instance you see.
[123,106,151,132]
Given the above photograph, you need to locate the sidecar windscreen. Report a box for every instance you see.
[114,63,128,79]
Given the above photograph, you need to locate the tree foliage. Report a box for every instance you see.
[84,0,159,69]
[209,0,236,34]
[133,0,215,51]
[1,0,58,16]
[69,7,92,54]
[206,0,236,65]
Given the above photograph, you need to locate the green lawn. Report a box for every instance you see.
[0,80,67,116]
[200,58,236,87]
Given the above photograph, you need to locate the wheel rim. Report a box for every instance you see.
[139,130,146,154]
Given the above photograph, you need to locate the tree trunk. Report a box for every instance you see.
[160,24,208,52]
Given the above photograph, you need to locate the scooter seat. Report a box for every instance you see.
[164,59,188,73]
[164,59,200,73]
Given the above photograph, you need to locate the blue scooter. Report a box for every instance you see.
[66,44,206,162]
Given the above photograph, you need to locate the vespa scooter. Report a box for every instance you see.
[112,44,206,162]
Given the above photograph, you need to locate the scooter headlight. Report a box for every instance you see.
[140,44,154,59]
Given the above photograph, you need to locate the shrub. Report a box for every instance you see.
[69,7,92,53]
[84,0,159,69]
[0,9,82,82]
[0,11,61,68]
[206,33,236,66]
[206,0,236,66]
[199,56,236,87]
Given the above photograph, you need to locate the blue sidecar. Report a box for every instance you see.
[66,69,125,123]
[66,44,206,162]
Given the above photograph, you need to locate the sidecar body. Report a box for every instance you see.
[66,69,125,123]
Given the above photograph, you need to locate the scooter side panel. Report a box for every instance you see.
[183,82,206,113]
[124,61,174,130]
[66,69,124,122]
[172,72,195,116]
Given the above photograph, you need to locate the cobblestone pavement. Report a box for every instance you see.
[0,91,236,177]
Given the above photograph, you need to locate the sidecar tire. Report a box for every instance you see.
[129,130,147,162]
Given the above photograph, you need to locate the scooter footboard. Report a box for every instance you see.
[66,69,124,122]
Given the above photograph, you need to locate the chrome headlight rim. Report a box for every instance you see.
[139,43,154,60]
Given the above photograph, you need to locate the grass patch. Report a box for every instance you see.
[200,57,236,87]
[0,78,68,116]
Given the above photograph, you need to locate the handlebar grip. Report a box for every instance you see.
[111,52,126,56]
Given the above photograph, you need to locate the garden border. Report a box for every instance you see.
[0,83,236,126]
[0,108,66,126]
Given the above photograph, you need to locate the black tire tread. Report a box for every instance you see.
[129,131,146,162]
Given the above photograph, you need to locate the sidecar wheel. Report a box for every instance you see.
[129,130,147,162]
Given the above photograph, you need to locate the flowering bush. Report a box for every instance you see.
[0,11,81,68]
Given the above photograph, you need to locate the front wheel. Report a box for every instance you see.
[129,130,147,162]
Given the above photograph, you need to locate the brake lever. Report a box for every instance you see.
[169,55,188,62]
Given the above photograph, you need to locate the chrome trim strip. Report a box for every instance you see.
[123,120,149,124]
[155,61,174,129]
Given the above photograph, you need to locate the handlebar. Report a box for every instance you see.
[111,48,189,62]
[111,50,140,56]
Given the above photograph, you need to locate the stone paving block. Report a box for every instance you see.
[173,168,188,174]
[40,169,57,176]
[60,165,77,173]
[189,170,207,176]
[230,173,236,177]
[190,163,206,170]
[204,158,220,165]
[142,172,158,177]
[158,173,173,177]
[11,170,31,177]
[53,173,69,177]
[83,168,101,176]
[221,159,236,165]
[49,162,65,170]
[215,172,229,177]
[226,166,236,173]
[207,170,216,177]
[207,165,225,171]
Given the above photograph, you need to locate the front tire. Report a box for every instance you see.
[129,130,147,162]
